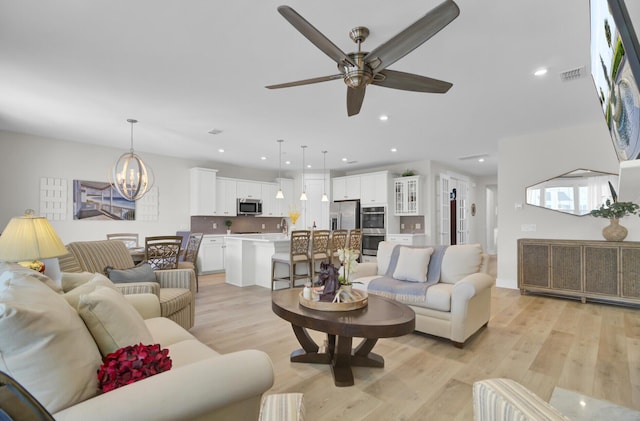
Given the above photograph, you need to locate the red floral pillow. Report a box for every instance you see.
[97,343,172,392]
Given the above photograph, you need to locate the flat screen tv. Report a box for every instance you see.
[590,0,640,161]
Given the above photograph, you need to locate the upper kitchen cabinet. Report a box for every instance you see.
[215,177,237,216]
[236,180,262,200]
[274,178,294,217]
[332,175,361,201]
[360,171,391,205]
[190,167,218,215]
[394,175,422,216]
[260,183,279,217]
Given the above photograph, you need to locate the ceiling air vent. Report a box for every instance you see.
[458,153,488,161]
[560,66,586,82]
[208,128,223,135]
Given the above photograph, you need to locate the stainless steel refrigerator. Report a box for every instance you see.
[330,200,360,230]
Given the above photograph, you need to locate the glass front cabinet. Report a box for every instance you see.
[394,175,422,216]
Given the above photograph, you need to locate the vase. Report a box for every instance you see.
[602,218,628,241]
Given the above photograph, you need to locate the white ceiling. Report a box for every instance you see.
[0,0,606,176]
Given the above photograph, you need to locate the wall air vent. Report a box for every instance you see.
[560,66,586,82]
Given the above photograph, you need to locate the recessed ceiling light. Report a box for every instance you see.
[379,115,389,121]
[342,157,348,162]
[285,160,291,165]
[307,164,311,168]
[534,68,548,76]
[218,149,224,153]
[478,158,485,163]
[391,148,397,152]
[260,156,267,160]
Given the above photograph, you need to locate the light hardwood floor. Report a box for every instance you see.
[191,273,640,420]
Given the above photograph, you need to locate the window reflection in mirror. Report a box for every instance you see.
[526,169,618,216]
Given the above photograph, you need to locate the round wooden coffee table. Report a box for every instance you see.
[271,288,415,387]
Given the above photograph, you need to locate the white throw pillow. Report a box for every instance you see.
[0,270,102,414]
[392,247,434,282]
[78,286,154,356]
[376,241,397,276]
[440,244,483,284]
[63,273,118,309]
[61,271,96,292]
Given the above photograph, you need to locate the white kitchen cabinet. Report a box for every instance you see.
[260,183,279,217]
[394,175,422,216]
[189,168,218,215]
[236,180,262,200]
[332,175,361,201]
[360,171,390,205]
[197,235,225,273]
[215,177,237,216]
[387,234,426,246]
[275,178,294,217]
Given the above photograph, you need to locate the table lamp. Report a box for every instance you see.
[0,209,67,280]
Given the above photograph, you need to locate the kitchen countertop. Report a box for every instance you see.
[224,233,290,242]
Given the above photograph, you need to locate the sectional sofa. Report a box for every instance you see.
[0,263,274,420]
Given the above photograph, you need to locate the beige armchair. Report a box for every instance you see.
[59,240,196,330]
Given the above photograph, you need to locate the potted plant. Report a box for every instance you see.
[224,220,232,234]
[590,199,639,241]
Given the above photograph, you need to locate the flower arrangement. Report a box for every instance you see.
[97,343,172,393]
[288,205,300,226]
[337,248,359,285]
[590,199,639,219]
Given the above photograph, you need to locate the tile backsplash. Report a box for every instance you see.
[191,215,284,235]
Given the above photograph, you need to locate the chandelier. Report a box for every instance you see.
[109,119,154,201]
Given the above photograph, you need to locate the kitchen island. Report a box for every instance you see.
[224,233,291,288]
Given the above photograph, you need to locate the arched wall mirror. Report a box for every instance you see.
[525,169,618,216]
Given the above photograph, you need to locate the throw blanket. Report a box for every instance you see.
[368,244,448,304]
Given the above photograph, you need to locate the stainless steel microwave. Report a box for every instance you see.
[237,198,262,215]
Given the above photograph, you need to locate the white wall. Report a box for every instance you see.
[0,131,285,244]
[496,122,638,289]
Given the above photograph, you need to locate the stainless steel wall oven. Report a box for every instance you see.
[361,206,386,256]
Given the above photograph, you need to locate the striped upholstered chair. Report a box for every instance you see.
[473,378,570,421]
[59,240,196,330]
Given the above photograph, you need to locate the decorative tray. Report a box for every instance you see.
[298,288,368,312]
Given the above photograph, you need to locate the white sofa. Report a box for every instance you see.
[0,263,274,420]
[352,242,495,347]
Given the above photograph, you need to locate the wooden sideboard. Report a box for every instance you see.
[518,238,640,306]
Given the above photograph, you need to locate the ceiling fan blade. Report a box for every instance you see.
[346,86,366,117]
[266,74,343,89]
[277,6,356,67]
[373,69,452,93]
[364,0,460,73]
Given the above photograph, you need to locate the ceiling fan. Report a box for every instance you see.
[266,1,460,117]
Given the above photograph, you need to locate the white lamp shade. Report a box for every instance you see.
[0,214,67,261]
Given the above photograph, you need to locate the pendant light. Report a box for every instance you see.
[276,139,284,199]
[300,145,307,201]
[109,119,154,201]
[321,150,329,202]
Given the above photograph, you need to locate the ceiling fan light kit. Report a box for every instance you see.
[266,1,460,116]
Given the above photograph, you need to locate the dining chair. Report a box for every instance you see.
[145,236,183,270]
[329,229,348,266]
[271,230,312,290]
[310,230,330,279]
[177,233,204,292]
[106,233,139,249]
[347,228,362,261]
